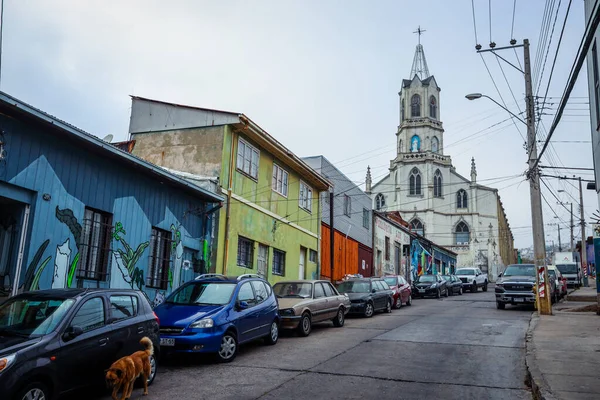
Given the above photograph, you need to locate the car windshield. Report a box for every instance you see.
[383,277,398,286]
[556,264,578,274]
[455,269,474,275]
[416,275,437,283]
[441,275,452,281]
[273,283,313,298]
[337,281,370,293]
[0,297,75,338]
[502,265,535,277]
[167,282,236,305]
[548,270,556,278]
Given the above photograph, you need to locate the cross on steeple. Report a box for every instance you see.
[413,26,426,45]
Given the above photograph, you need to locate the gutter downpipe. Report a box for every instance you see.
[222,128,237,276]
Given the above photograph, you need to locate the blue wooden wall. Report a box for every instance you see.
[0,111,217,305]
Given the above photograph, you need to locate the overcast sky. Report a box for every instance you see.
[1,0,596,249]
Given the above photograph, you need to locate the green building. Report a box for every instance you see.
[127,96,330,284]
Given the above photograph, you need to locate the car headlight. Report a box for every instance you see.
[430,284,437,288]
[190,318,214,328]
[280,308,295,316]
[0,353,16,374]
[496,283,503,288]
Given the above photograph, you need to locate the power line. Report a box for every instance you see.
[511,0,517,40]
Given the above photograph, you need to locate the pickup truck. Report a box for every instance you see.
[495,264,557,309]
[454,267,488,292]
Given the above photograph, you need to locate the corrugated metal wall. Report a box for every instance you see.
[320,223,359,281]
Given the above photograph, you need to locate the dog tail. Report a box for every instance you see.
[140,336,154,356]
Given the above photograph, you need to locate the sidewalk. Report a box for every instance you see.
[526,280,600,400]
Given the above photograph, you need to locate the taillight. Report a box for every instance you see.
[153,311,160,325]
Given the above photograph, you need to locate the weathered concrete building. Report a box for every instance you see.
[367,41,514,281]
[128,97,330,283]
[302,156,373,279]
[0,92,223,305]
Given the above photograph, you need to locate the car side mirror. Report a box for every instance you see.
[498,273,503,277]
[237,301,249,310]
[371,288,377,293]
[63,326,84,341]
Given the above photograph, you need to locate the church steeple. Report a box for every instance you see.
[410,26,430,79]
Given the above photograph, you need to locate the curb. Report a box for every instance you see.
[525,314,558,400]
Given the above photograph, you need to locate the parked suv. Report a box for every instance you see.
[0,288,159,400]
[336,278,394,317]
[455,267,488,292]
[154,274,279,363]
[495,264,557,309]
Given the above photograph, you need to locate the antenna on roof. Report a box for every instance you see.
[102,134,114,143]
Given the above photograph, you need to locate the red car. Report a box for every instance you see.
[382,275,412,308]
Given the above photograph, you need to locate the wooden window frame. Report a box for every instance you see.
[272,164,289,197]
[237,138,260,180]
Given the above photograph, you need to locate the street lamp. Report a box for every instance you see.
[465,93,527,125]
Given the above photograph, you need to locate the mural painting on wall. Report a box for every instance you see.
[112,222,148,292]
[170,223,183,290]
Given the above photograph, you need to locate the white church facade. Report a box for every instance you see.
[366,41,515,280]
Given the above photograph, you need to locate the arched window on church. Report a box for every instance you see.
[375,193,385,210]
[401,98,405,121]
[455,221,470,245]
[398,139,403,154]
[433,169,442,197]
[457,189,468,209]
[411,94,421,117]
[409,168,421,195]
[429,95,437,119]
[431,136,439,153]
[410,219,424,236]
[394,171,398,201]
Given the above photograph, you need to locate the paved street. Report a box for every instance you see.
[84,288,534,400]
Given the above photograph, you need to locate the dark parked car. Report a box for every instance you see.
[336,278,393,317]
[412,274,448,298]
[154,273,279,363]
[0,288,159,400]
[496,264,556,309]
[441,275,463,296]
[381,275,412,308]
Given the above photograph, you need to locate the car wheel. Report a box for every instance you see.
[364,302,374,318]
[396,296,403,309]
[264,320,279,345]
[298,312,312,337]
[148,353,157,385]
[483,281,488,292]
[217,331,238,362]
[406,295,412,306]
[333,308,345,327]
[385,299,392,313]
[496,301,505,310]
[472,282,477,292]
[436,289,441,299]
[17,382,50,400]
[459,287,463,295]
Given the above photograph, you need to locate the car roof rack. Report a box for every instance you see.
[237,273,262,281]
[195,273,225,280]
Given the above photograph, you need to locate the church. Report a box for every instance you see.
[365,38,516,280]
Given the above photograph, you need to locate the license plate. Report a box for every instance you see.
[418,289,425,293]
[514,298,524,303]
[160,338,175,346]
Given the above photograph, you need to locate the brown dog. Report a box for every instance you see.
[105,337,154,400]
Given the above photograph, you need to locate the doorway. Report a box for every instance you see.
[257,244,268,278]
[0,196,27,300]
[299,247,307,279]
[394,244,401,275]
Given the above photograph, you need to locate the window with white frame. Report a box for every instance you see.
[375,193,385,210]
[272,164,289,197]
[237,236,254,268]
[343,194,351,216]
[272,249,286,275]
[237,138,259,179]
[299,181,312,212]
[455,222,470,245]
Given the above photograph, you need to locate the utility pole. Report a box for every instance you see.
[579,177,588,287]
[558,224,562,252]
[524,39,552,314]
[329,190,335,283]
[570,203,575,252]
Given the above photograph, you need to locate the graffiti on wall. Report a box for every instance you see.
[21,239,51,291]
[55,207,82,288]
[170,223,183,289]
[112,221,149,292]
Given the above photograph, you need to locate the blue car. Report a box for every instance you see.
[154,273,279,362]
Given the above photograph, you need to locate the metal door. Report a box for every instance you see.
[299,247,306,279]
[257,244,268,278]
[394,245,401,274]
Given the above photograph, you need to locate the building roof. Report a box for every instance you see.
[129,96,331,192]
[0,91,224,203]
